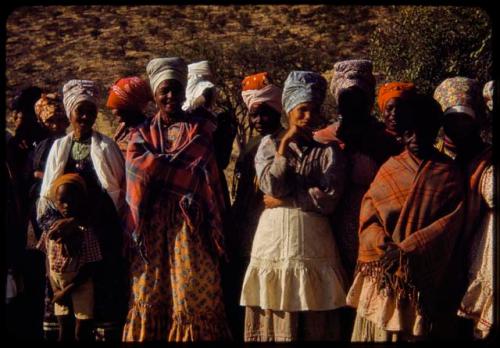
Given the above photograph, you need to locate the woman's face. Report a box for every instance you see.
[384,97,413,135]
[70,100,97,138]
[12,110,24,130]
[248,103,281,135]
[288,102,319,134]
[43,113,69,136]
[111,108,137,125]
[55,184,82,218]
[443,112,478,149]
[154,79,185,117]
[337,86,371,122]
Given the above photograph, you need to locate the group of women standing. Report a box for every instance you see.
[5,56,494,342]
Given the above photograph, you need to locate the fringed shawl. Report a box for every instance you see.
[356,149,465,319]
[125,112,225,263]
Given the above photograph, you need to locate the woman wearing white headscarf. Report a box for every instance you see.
[122,57,231,342]
[36,79,126,341]
[239,71,347,342]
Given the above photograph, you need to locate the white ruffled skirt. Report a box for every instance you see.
[240,206,347,311]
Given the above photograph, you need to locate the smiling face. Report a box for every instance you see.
[154,79,185,119]
[70,100,97,139]
[383,97,413,135]
[248,102,282,135]
[54,183,82,218]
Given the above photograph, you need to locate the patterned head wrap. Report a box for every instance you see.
[62,80,100,119]
[330,59,376,104]
[34,93,65,123]
[146,57,188,95]
[282,71,327,114]
[434,77,483,120]
[106,77,152,111]
[182,61,215,112]
[50,173,87,201]
[241,72,282,114]
[377,82,416,112]
[483,80,494,112]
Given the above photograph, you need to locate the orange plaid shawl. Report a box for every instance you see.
[125,111,225,263]
[357,149,465,317]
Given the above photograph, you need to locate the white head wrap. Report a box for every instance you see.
[182,60,215,112]
[146,57,188,95]
[241,84,283,114]
[62,80,99,119]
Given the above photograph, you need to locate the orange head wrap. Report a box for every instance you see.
[242,72,272,91]
[50,173,88,201]
[377,82,416,112]
[106,76,152,112]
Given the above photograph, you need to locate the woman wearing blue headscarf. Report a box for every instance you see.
[239,71,347,341]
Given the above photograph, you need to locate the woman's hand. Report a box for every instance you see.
[263,194,289,209]
[379,242,402,273]
[47,217,77,242]
[52,283,75,304]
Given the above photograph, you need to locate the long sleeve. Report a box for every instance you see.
[294,144,346,215]
[254,135,291,197]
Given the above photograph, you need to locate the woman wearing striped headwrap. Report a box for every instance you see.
[37,79,127,341]
[240,71,347,342]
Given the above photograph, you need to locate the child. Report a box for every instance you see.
[37,173,102,341]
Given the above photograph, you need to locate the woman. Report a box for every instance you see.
[347,93,465,341]
[122,57,231,341]
[240,71,347,341]
[106,76,152,154]
[37,79,126,341]
[434,77,493,339]
[225,72,283,340]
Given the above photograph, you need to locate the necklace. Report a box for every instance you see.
[72,138,91,161]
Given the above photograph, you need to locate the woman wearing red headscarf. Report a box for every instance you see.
[106,77,153,154]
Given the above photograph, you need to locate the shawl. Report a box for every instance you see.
[37,130,125,219]
[356,149,465,318]
[125,113,226,263]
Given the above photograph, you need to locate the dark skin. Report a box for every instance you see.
[264,101,319,209]
[248,102,282,136]
[111,108,145,127]
[69,100,97,141]
[383,97,411,137]
[154,79,186,124]
[442,112,485,164]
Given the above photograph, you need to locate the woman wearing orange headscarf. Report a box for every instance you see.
[106,77,152,153]
[377,82,417,138]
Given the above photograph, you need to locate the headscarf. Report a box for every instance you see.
[34,93,65,123]
[50,173,87,201]
[377,82,416,112]
[434,77,483,120]
[182,61,215,112]
[282,71,327,114]
[146,57,188,96]
[330,59,376,104]
[241,72,282,114]
[62,80,100,119]
[483,80,494,112]
[106,76,152,111]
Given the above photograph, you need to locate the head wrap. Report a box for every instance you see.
[50,173,87,201]
[241,72,282,114]
[106,76,152,111]
[182,61,215,112]
[34,93,65,123]
[62,80,99,119]
[282,71,327,114]
[10,86,43,112]
[483,80,494,112]
[146,57,188,95]
[377,82,416,112]
[330,59,376,104]
[434,77,482,120]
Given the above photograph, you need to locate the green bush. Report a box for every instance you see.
[370,6,492,95]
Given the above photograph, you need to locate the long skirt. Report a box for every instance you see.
[351,315,424,342]
[244,306,341,341]
[122,210,231,342]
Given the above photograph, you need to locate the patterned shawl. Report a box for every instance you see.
[357,149,465,318]
[125,112,225,263]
